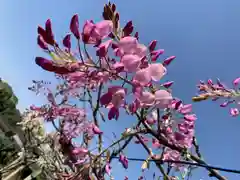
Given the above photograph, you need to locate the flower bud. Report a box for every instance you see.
[63,34,71,50]
[70,14,80,39]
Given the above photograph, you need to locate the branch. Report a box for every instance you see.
[136,112,227,180]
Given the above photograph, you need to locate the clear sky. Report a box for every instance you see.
[1,0,240,179]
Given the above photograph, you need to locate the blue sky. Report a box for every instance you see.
[1,0,240,179]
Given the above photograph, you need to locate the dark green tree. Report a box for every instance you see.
[0,79,23,167]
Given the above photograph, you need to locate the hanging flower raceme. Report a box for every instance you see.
[32,3,201,179]
[193,78,240,117]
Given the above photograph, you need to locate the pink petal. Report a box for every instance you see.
[96,39,112,57]
[163,56,176,66]
[148,63,166,81]
[152,138,161,148]
[180,104,192,114]
[105,163,111,175]
[184,114,197,121]
[155,90,172,108]
[37,35,48,50]
[119,36,138,47]
[83,20,94,35]
[95,20,113,39]
[178,123,188,133]
[162,81,174,88]
[138,91,155,107]
[118,36,138,54]
[100,92,112,105]
[148,40,157,52]
[128,99,140,113]
[63,34,71,49]
[71,147,88,156]
[108,107,119,120]
[67,72,85,81]
[230,108,239,117]
[150,49,164,61]
[112,98,125,108]
[135,44,148,58]
[112,62,124,72]
[233,77,240,86]
[133,68,151,86]
[146,118,156,125]
[174,132,186,141]
[108,86,127,95]
[70,14,80,39]
[121,54,141,72]
[92,124,103,135]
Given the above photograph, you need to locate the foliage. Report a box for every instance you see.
[0,79,18,112]
[0,80,22,168]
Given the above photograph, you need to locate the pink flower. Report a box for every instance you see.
[178,123,189,134]
[67,72,85,81]
[145,118,156,125]
[82,20,95,43]
[155,90,172,108]
[133,63,166,86]
[230,108,239,117]
[152,138,161,148]
[92,124,103,135]
[171,99,182,110]
[128,99,140,113]
[82,20,113,44]
[121,54,141,72]
[101,86,127,108]
[117,36,147,58]
[174,132,186,141]
[100,86,127,120]
[105,162,111,175]
[119,154,128,169]
[233,77,240,86]
[179,104,192,114]
[137,91,155,107]
[147,63,166,81]
[71,147,88,156]
[95,20,113,38]
[220,101,229,107]
[133,68,151,86]
[118,36,138,55]
[96,40,112,57]
[134,136,148,144]
[184,114,197,121]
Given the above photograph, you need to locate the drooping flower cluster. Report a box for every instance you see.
[31,2,199,179]
[193,78,240,117]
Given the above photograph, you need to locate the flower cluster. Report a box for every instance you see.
[31,2,199,179]
[193,78,240,117]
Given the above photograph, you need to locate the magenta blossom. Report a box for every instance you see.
[119,154,128,169]
[82,20,113,44]
[100,86,127,120]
